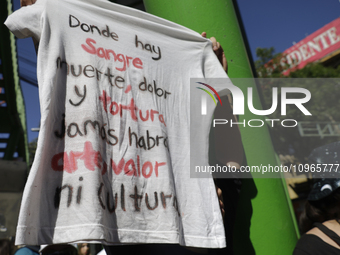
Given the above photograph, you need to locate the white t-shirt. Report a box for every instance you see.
[5,0,228,248]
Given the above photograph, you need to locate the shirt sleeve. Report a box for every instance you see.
[4,0,44,41]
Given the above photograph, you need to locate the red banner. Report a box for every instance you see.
[278,18,340,74]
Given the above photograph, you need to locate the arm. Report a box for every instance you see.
[201,32,243,169]
[201,32,244,221]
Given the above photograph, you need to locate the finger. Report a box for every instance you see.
[217,187,222,197]
[214,42,223,56]
[209,36,218,51]
[212,40,224,62]
[216,187,223,198]
[21,0,29,6]
[219,199,225,219]
[21,0,36,6]
[216,42,221,51]
[201,32,207,38]
[214,185,225,220]
[219,200,224,210]
[216,187,224,205]
[216,186,221,195]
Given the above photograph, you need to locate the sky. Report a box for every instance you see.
[237,0,340,58]
[10,0,340,143]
